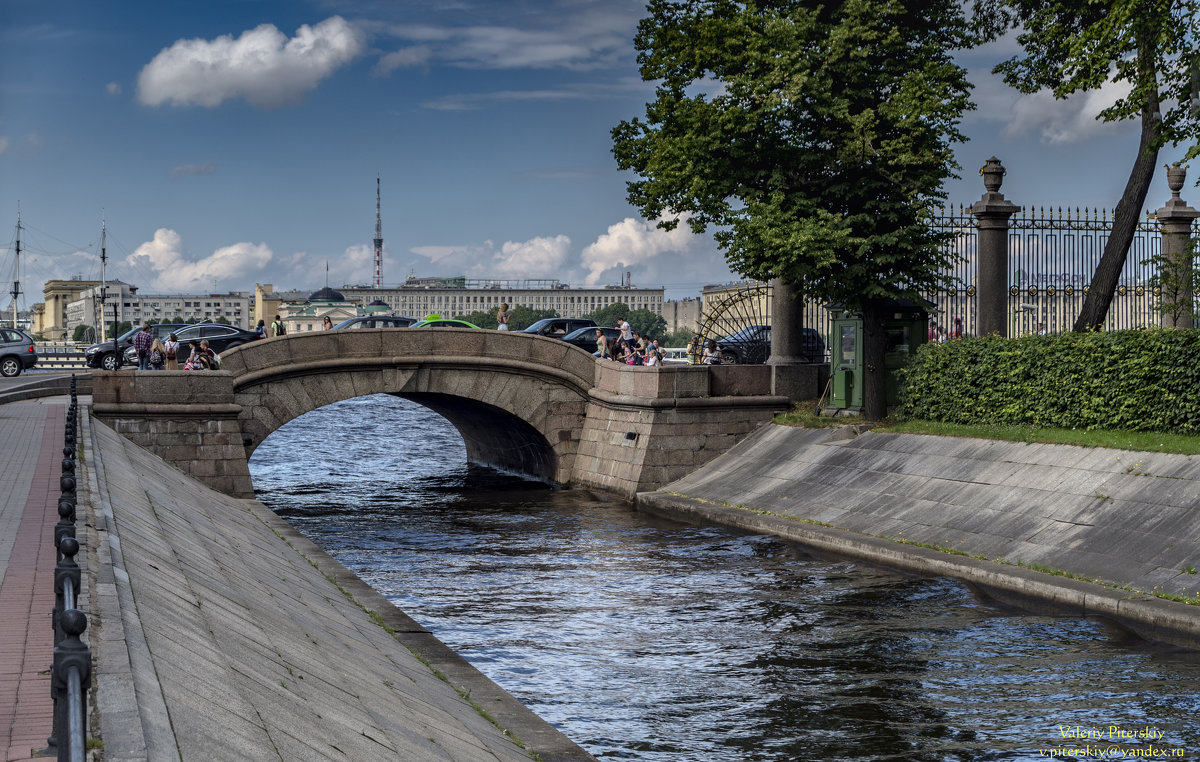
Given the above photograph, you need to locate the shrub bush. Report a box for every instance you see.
[898,328,1200,434]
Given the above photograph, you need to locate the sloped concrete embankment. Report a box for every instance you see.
[637,425,1200,649]
[83,411,593,762]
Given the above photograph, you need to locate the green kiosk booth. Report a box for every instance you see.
[825,300,930,415]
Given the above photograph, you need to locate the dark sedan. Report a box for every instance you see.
[521,318,597,337]
[86,323,191,371]
[560,326,622,354]
[332,315,418,329]
[124,323,261,365]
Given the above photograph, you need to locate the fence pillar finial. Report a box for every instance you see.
[972,157,1020,337]
[1156,164,1200,329]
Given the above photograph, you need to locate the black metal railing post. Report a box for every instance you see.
[53,537,80,645]
[50,610,90,762]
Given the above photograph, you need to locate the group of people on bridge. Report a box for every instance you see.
[592,316,666,366]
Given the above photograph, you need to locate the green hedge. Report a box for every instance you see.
[898,328,1200,434]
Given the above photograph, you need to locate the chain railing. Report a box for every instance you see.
[46,375,91,762]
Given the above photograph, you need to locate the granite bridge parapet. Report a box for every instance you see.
[90,329,790,500]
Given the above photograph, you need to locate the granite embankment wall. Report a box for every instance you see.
[83,411,594,761]
[638,425,1200,648]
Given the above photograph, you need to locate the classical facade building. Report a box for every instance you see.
[65,284,251,335]
[37,278,103,340]
[339,276,665,320]
[279,286,359,333]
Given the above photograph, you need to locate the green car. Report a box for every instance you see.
[411,314,481,329]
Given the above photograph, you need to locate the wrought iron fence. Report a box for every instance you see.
[702,203,1178,353]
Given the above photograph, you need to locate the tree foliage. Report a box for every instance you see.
[612,0,975,417]
[976,0,1200,331]
[454,306,557,330]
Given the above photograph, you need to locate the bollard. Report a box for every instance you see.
[49,609,90,759]
[54,501,76,557]
[59,474,76,511]
[53,538,80,645]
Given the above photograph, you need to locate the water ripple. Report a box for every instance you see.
[251,395,1200,761]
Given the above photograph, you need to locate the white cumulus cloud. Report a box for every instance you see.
[137,16,365,108]
[412,235,571,279]
[1001,80,1133,145]
[580,216,698,285]
[125,229,273,291]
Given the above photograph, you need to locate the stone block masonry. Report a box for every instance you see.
[639,424,1200,649]
[82,407,594,761]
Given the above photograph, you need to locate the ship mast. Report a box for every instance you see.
[99,218,108,342]
[10,212,20,329]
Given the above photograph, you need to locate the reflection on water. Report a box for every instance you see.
[251,395,1200,761]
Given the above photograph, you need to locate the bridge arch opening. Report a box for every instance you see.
[250,392,558,487]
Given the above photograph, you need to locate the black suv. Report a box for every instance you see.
[0,327,38,376]
[85,323,191,370]
[717,325,826,365]
[521,317,597,337]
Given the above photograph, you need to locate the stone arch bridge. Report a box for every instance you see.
[91,329,792,499]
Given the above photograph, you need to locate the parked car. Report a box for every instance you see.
[716,325,826,365]
[520,317,597,338]
[123,323,261,365]
[332,315,418,329]
[85,323,191,371]
[0,327,38,377]
[411,317,481,329]
[560,326,623,354]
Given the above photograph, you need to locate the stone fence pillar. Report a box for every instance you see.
[972,157,1019,337]
[768,278,827,400]
[1156,165,1200,329]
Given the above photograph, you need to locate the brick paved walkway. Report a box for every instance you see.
[0,401,66,762]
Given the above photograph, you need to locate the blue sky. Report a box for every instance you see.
[0,0,1192,306]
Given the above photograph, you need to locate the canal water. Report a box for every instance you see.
[249,394,1200,761]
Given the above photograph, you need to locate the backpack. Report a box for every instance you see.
[149,349,163,365]
[274,321,286,336]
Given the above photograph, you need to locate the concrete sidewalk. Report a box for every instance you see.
[82,407,592,761]
[0,399,67,761]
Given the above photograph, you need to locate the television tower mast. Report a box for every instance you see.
[373,175,384,288]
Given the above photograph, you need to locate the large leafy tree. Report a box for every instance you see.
[977,0,1200,331]
[612,0,975,419]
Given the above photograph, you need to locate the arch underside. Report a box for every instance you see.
[237,365,589,487]
[398,392,557,483]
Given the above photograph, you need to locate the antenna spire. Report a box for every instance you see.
[373,174,384,288]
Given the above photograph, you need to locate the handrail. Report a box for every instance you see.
[47,375,90,762]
